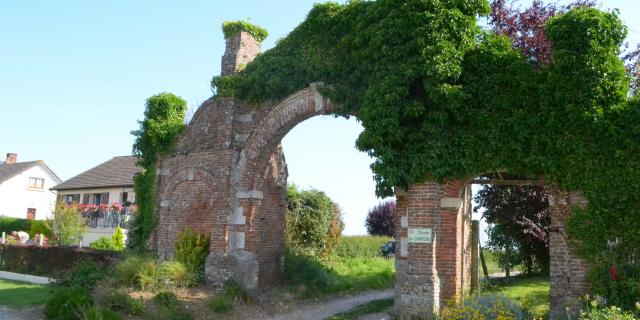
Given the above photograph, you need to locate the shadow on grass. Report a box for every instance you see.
[281,253,395,298]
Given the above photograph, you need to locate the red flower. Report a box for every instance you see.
[609,266,618,281]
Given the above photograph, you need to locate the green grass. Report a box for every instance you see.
[495,275,550,319]
[327,298,394,320]
[481,249,524,275]
[282,236,395,297]
[0,278,52,308]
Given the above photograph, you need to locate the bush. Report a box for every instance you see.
[44,286,94,320]
[174,228,210,286]
[223,279,250,303]
[579,295,640,320]
[440,294,529,320]
[365,201,396,237]
[78,306,122,320]
[51,204,87,246]
[0,216,32,235]
[114,255,145,286]
[152,291,193,320]
[209,296,233,313]
[334,236,391,259]
[136,259,189,290]
[588,262,640,313]
[29,219,53,238]
[104,291,144,316]
[58,261,106,290]
[89,237,122,252]
[0,244,119,278]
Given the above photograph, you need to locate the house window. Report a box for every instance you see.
[64,194,80,205]
[27,208,36,220]
[121,192,128,203]
[28,177,44,189]
[93,193,102,205]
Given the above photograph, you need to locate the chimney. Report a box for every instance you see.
[221,27,263,76]
[5,153,17,164]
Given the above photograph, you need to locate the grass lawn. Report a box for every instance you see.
[0,278,52,308]
[327,298,394,320]
[496,275,550,319]
[282,236,395,297]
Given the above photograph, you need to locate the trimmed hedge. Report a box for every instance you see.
[0,217,53,238]
[0,244,119,278]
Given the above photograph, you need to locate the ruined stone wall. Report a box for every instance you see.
[548,189,590,319]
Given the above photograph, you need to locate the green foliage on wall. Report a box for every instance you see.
[222,20,268,42]
[174,228,210,286]
[130,93,187,250]
[212,0,640,306]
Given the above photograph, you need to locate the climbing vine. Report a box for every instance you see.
[222,21,268,43]
[130,93,187,250]
[211,0,640,307]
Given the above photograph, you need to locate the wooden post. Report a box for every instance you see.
[471,220,480,292]
[38,233,44,246]
[1,232,4,244]
[480,244,489,278]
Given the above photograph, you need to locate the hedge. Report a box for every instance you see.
[0,244,120,278]
[0,217,52,238]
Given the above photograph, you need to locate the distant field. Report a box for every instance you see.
[481,249,523,276]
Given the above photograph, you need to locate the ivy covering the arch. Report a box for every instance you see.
[211,0,640,302]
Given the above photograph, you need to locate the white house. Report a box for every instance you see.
[0,153,62,220]
[51,156,141,245]
[52,156,141,206]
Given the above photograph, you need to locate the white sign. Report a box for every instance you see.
[408,228,433,243]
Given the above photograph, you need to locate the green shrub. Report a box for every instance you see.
[44,286,93,320]
[104,291,144,316]
[286,185,339,256]
[440,294,529,320]
[112,227,125,249]
[114,255,145,286]
[58,261,105,290]
[51,204,87,246]
[579,295,640,320]
[159,260,188,288]
[152,291,193,320]
[0,216,31,235]
[588,262,640,313]
[209,296,233,313]
[29,219,53,238]
[333,236,391,259]
[174,228,210,286]
[89,237,122,252]
[223,279,250,303]
[78,306,122,320]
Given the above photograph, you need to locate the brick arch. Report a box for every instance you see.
[156,168,226,259]
[236,84,333,192]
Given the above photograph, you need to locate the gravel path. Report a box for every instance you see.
[270,289,394,320]
[0,306,44,320]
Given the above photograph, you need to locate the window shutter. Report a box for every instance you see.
[101,192,109,204]
[82,194,90,204]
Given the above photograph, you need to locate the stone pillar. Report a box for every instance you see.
[394,182,442,319]
[221,31,261,76]
[548,188,590,319]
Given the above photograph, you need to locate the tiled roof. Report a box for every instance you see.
[0,161,42,184]
[52,156,142,191]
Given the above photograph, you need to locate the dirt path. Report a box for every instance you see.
[270,289,393,320]
[0,306,44,320]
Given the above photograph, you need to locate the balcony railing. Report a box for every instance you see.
[81,208,133,229]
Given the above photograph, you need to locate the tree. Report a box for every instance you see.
[473,177,550,274]
[490,0,639,90]
[51,204,87,246]
[365,201,396,237]
[285,184,343,256]
[129,93,187,249]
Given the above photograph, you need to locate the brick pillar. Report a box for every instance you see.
[548,188,590,319]
[394,182,442,319]
[221,31,261,76]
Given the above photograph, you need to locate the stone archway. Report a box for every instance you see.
[154,30,589,318]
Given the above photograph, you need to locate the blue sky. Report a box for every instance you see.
[1,1,638,236]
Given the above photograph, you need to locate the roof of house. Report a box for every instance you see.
[0,160,62,185]
[51,156,142,191]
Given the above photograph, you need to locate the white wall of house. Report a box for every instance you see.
[57,187,135,205]
[0,165,59,220]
